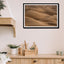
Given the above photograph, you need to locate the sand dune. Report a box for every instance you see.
[25,5,57,26]
[25,10,50,20]
[25,17,49,26]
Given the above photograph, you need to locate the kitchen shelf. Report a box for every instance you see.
[0,18,16,37]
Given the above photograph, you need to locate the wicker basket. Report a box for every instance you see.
[24,46,38,56]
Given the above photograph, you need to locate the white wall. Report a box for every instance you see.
[0,0,64,54]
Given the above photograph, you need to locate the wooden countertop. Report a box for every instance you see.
[7,54,64,59]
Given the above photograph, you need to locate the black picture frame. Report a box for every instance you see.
[23,3,59,29]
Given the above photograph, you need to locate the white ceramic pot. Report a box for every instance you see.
[11,48,17,55]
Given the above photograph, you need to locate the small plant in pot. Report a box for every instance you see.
[0,0,6,16]
[8,44,19,55]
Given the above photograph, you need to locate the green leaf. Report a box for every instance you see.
[0,0,6,10]
[8,44,19,49]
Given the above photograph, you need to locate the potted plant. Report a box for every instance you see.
[0,0,6,16]
[8,44,19,54]
[0,54,11,64]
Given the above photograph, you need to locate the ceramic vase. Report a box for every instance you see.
[11,48,17,55]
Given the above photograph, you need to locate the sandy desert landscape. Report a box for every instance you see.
[25,5,57,26]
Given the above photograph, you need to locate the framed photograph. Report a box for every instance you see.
[23,3,59,29]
